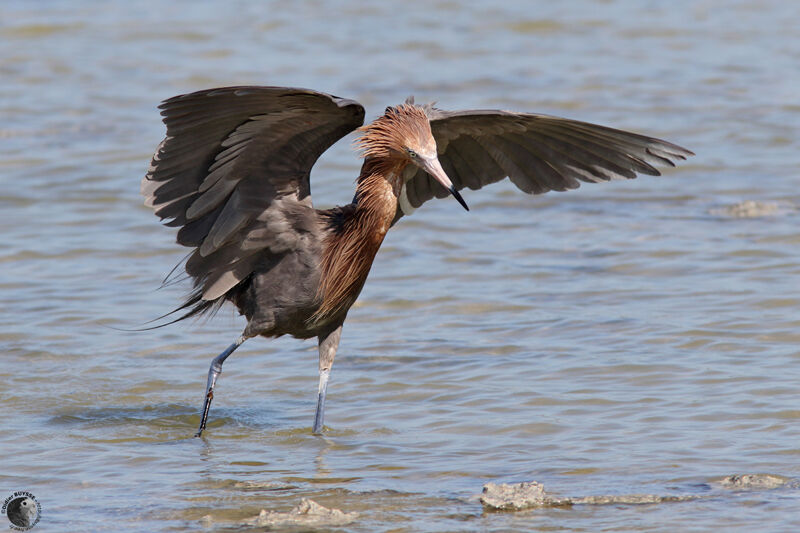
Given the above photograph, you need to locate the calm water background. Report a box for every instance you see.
[2,1,799,531]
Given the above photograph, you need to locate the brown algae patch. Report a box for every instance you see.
[242,498,358,527]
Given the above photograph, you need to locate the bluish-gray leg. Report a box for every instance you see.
[313,325,342,435]
[195,335,246,437]
[313,369,330,434]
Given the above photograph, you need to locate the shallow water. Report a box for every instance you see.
[2,1,800,531]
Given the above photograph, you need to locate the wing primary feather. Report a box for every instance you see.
[546,119,692,164]
[442,144,481,191]
[532,122,654,178]
[509,130,616,184]
[444,138,491,190]
[185,177,239,221]
[505,133,582,192]
[482,135,555,194]
[448,135,506,189]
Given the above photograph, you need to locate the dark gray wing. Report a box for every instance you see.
[398,106,693,219]
[142,86,365,300]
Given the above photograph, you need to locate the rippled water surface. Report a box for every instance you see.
[2,1,800,531]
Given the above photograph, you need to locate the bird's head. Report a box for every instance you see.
[356,104,469,211]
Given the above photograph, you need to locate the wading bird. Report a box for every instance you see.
[142,86,692,436]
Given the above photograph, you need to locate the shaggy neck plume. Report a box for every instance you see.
[313,159,403,323]
[312,104,433,323]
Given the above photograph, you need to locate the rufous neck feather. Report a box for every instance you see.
[312,104,435,323]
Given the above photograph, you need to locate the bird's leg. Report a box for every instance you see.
[195,335,247,437]
[313,325,342,434]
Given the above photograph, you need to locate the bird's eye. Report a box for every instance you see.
[407,149,418,158]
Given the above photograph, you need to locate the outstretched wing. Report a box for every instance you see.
[397,106,693,219]
[142,86,365,302]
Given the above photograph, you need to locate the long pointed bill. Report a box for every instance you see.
[423,157,469,211]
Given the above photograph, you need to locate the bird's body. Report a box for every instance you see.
[142,86,692,435]
[226,154,403,338]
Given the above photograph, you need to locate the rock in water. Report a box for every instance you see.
[480,481,695,511]
[480,481,571,510]
[243,498,358,527]
[716,474,789,490]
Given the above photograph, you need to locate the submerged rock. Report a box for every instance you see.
[482,473,792,512]
[569,494,695,505]
[710,200,784,218]
[715,474,789,490]
[243,498,358,527]
[480,481,571,510]
[481,482,695,511]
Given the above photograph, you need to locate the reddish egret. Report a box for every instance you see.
[141,86,692,436]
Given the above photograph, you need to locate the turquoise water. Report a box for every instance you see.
[2,1,799,530]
